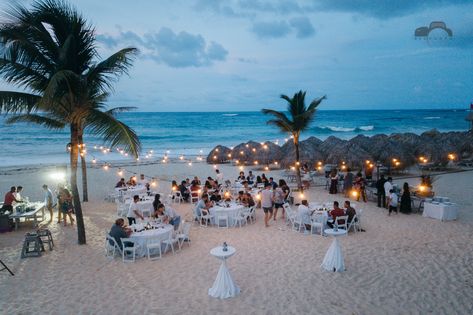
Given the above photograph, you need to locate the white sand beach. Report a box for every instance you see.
[1,162,473,315]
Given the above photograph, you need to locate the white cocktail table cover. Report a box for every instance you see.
[423,202,458,221]
[129,225,173,257]
[208,246,240,299]
[321,229,347,272]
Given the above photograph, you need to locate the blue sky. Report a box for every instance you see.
[2,0,473,111]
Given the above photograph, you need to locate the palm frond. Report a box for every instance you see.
[266,119,293,134]
[307,95,326,112]
[85,109,141,157]
[6,113,65,129]
[0,91,41,113]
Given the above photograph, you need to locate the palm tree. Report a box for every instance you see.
[262,90,326,190]
[0,0,141,244]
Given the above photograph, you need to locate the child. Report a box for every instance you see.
[387,189,398,216]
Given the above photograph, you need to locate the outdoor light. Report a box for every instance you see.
[239,166,244,170]
[117,169,123,176]
[274,161,278,165]
[92,158,97,164]
[448,153,456,160]
[213,155,217,160]
[49,171,66,182]
[351,190,358,198]
[188,162,192,166]
[240,151,244,155]
[264,166,269,171]
[179,155,184,160]
[103,164,109,171]
[365,160,370,164]
[216,148,219,152]
[254,161,259,165]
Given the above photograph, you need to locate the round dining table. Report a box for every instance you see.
[129,224,173,257]
[210,203,245,227]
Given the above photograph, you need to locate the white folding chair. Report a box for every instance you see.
[310,216,326,236]
[177,223,192,249]
[335,215,348,231]
[292,214,306,233]
[200,212,214,227]
[105,234,122,258]
[190,194,199,204]
[120,238,139,263]
[146,240,162,260]
[216,215,229,228]
[248,206,256,223]
[163,231,179,255]
[233,209,248,228]
[172,191,183,204]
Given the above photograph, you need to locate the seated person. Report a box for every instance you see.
[115,178,126,188]
[155,204,181,230]
[185,178,191,187]
[209,190,221,202]
[236,191,245,203]
[237,171,246,181]
[109,218,132,249]
[242,181,251,192]
[246,171,255,185]
[152,194,161,212]
[344,200,357,223]
[138,174,148,186]
[245,193,255,207]
[327,201,345,228]
[193,176,201,186]
[189,181,201,199]
[178,181,190,201]
[298,200,312,230]
[126,176,136,186]
[195,194,211,217]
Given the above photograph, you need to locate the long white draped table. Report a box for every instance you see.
[423,202,458,221]
[9,202,45,231]
[208,246,240,299]
[321,228,347,272]
[129,224,173,257]
[210,204,245,226]
[116,185,147,199]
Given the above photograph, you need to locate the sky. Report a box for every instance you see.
[2,0,473,111]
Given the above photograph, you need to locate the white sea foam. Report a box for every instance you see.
[222,114,238,116]
[325,126,356,132]
[423,116,441,120]
[359,125,374,131]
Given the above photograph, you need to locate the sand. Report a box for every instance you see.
[1,162,473,314]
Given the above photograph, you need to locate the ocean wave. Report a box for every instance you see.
[222,114,238,116]
[423,116,441,120]
[317,125,375,132]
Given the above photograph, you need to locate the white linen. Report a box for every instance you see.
[208,246,240,299]
[125,199,154,216]
[321,229,346,272]
[128,224,173,257]
[423,202,458,221]
[210,204,245,226]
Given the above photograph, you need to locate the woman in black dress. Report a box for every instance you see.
[329,169,338,194]
[400,182,412,214]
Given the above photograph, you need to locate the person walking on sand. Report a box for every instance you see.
[387,189,398,216]
[261,183,273,227]
[42,184,54,221]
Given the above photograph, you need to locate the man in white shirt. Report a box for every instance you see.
[215,169,224,184]
[138,174,148,186]
[387,189,398,216]
[383,177,393,208]
[14,186,23,202]
[42,184,54,220]
[261,183,273,227]
[127,195,144,225]
[297,200,311,230]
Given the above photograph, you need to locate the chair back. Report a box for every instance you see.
[335,215,348,229]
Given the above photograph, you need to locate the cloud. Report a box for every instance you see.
[315,0,472,18]
[251,20,291,39]
[96,27,228,68]
[289,16,315,38]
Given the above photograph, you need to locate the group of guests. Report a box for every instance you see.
[297,200,360,231]
[328,168,369,203]
[126,194,181,230]
[2,184,75,226]
[376,175,412,215]
[260,181,290,227]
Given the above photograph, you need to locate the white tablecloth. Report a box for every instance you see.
[129,225,173,257]
[210,204,245,226]
[9,202,45,230]
[116,186,147,198]
[423,202,458,221]
[321,229,346,272]
[209,246,240,299]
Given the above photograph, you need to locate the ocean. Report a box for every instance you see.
[1,109,470,167]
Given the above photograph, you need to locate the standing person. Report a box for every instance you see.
[215,169,224,184]
[2,187,20,212]
[384,177,393,208]
[329,169,338,194]
[376,175,387,208]
[387,189,398,216]
[42,184,54,220]
[269,177,278,190]
[261,183,273,227]
[152,194,161,212]
[272,184,285,221]
[343,169,354,197]
[59,188,75,226]
[279,179,290,218]
[127,195,144,225]
[399,182,412,214]
[354,173,367,202]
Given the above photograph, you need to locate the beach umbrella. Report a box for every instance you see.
[231,141,264,164]
[324,142,373,169]
[251,141,282,165]
[280,136,325,168]
[206,145,232,163]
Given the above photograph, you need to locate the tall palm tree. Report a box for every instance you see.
[0,0,141,244]
[262,90,326,190]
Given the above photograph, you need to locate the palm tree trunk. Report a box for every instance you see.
[78,131,88,202]
[70,124,86,244]
[294,135,303,191]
